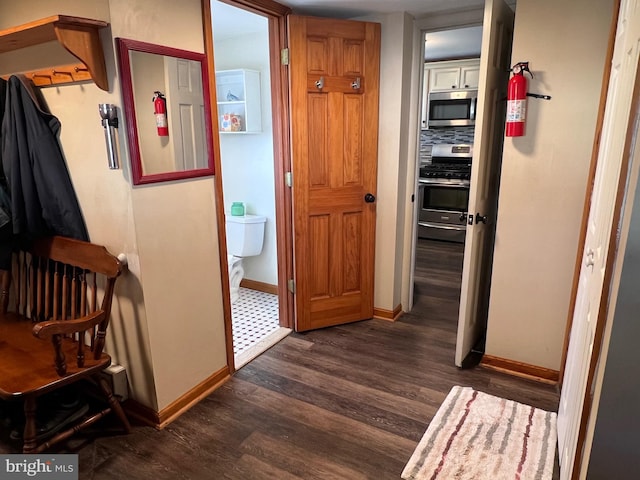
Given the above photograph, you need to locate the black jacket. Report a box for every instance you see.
[0,75,88,267]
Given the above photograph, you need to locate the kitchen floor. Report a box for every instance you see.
[413,237,465,314]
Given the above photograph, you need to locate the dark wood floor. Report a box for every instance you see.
[0,239,559,479]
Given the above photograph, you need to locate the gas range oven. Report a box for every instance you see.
[418,144,473,243]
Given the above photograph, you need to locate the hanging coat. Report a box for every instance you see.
[0,75,88,267]
[0,79,9,231]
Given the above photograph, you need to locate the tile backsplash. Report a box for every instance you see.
[419,126,475,163]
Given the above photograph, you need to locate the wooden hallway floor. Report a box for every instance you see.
[0,239,560,479]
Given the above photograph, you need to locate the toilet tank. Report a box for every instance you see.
[225,214,266,257]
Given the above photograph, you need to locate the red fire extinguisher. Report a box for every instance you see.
[152,91,168,136]
[505,62,532,137]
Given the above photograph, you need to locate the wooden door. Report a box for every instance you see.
[557,2,640,477]
[455,0,514,367]
[288,15,380,332]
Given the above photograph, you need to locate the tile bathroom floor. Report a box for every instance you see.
[231,287,290,368]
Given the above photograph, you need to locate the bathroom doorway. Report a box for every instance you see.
[209,0,292,369]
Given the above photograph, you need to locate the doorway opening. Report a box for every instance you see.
[210,0,291,369]
[412,24,482,359]
[410,0,514,368]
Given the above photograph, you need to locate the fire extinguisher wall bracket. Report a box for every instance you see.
[153,91,169,137]
[505,62,532,137]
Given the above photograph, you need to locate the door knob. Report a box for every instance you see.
[475,213,487,224]
[364,193,376,203]
[459,212,467,222]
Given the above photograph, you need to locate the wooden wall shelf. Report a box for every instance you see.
[0,15,109,91]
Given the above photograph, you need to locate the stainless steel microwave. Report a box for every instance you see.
[427,90,477,128]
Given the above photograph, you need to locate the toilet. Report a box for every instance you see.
[226,214,266,304]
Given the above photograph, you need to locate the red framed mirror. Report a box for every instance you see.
[116,38,215,185]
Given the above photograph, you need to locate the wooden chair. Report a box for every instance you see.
[0,236,130,453]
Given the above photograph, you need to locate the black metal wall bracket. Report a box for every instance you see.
[526,92,552,100]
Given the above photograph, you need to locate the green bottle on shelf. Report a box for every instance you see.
[231,202,245,216]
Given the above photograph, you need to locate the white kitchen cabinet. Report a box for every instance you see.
[460,64,480,89]
[426,59,481,91]
[215,69,262,133]
[430,66,461,91]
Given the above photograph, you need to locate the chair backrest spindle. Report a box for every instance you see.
[4,237,123,368]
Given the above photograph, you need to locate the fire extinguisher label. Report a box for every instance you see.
[506,100,526,122]
[155,113,167,128]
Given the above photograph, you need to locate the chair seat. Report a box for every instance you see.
[0,313,110,399]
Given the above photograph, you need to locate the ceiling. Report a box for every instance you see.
[425,26,482,61]
[211,0,488,60]
[211,1,267,41]
[274,0,486,18]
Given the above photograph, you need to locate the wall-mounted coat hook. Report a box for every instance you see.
[9,63,94,88]
[32,73,53,83]
[52,70,74,78]
[315,76,324,90]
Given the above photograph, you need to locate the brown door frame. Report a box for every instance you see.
[202,0,294,373]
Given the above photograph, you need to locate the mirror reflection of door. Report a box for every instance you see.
[164,57,207,171]
[129,51,208,176]
[210,0,290,369]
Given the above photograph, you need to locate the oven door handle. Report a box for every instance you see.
[418,221,466,232]
[418,179,470,187]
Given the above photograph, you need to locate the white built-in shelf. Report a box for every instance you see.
[215,69,262,134]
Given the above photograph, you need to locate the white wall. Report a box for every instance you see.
[484,0,613,370]
[213,27,278,286]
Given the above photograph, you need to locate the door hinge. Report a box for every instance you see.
[287,279,296,294]
[281,48,289,66]
[285,171,293,187]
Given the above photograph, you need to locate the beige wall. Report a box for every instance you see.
[105,0,227,411]
[485,0,613,370]
[129,51,174,175]
[0,0,227,411]
[358,12,415,312]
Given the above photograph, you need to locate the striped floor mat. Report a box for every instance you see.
[402,386,557,480]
